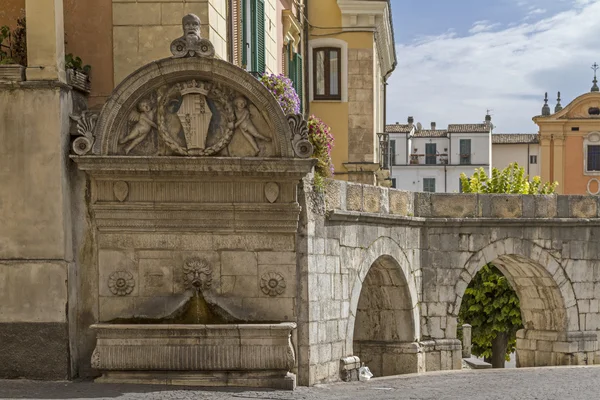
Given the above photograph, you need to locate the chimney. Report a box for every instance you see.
[431,122,436,130]
[408,116,414,128]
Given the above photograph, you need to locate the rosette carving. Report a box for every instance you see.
[108,271,135,296]
[260,272,286,296]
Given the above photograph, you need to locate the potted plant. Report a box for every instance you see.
[0,18,26,83]
[65,53,91,93]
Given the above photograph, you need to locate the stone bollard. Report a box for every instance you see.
[462,324,472,358]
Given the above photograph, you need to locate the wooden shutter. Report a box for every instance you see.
[425,143,437,165]
[295,52,303,111]
[390,140,396,165]
[460,139,471,164]
[251,0,266,74]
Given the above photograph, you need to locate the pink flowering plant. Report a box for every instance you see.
[259,74,334,190]
[259,73,300,115]
[307,115,334,189]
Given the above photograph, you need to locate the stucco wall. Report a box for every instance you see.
[493,143,540,177]
[0,82,73,379]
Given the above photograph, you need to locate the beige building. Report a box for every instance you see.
[492,134,540,177]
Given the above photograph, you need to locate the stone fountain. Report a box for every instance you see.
[71,14,314,390]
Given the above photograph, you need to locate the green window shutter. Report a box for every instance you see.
[460,139,471,164]
[294,52,303,112]
[251,0,265,74]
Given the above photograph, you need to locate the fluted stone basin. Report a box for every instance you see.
[91,323,297,390]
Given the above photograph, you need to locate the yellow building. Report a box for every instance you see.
[308,0,396,184]
[534,66,600,194]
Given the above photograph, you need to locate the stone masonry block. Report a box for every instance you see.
[569,196,597,218]
[221,251,257,276]
[487,195,522,218]
[363,185,382,213]
[535,195,557,218]
[414,192,431,217]
[325,179,345,211]
[430,194,477,218]
[113,3,161,26]
[346,183,363,211]
[389,189,412,215]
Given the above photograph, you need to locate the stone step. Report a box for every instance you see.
[462,358,492,369]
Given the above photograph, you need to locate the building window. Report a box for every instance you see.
[313,47,341,100]
[460,139,471,165]
[390,140,396,165]
[242,0,266,74]
[588,145,600,171]
[391,178,397,189]
[529,155,538,164]
[425,143,437,165]
[423,178,436,193]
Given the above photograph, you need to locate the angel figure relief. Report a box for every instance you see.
[119,98,157,154]
[233,96,271,156]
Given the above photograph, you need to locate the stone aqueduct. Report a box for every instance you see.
[298,182,600,384]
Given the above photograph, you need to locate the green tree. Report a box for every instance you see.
[458,163,557,367]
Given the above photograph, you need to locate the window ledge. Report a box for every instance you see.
[311,99,346,103]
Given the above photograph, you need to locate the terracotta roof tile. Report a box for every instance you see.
[492,133,539,144]
[447,124,490,133]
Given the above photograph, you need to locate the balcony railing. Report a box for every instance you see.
[408,153,449,165]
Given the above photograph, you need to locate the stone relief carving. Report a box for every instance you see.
[120,98,157,155]
[170,14,215,58]
[73,13,314,159]
[265,182,280,203]
[183,258,213,290]
[234,96,272,156]
[108,271,135,296]
[260,272,286,296]
[287,114,314,158]
[113,181,129,202]
[116,80,268,157]
[70,111,98,155]
[91,348,100,369]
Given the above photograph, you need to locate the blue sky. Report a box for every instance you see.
[387,0,600,132]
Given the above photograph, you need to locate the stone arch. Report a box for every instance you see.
[454,238,578,334]
[346,237,419,375]
[93,56,296,157]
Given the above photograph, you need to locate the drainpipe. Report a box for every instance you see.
[303,0,310,117]
[444,164,447,193]
[527,143,530,175]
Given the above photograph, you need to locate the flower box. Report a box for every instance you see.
[67,68,91,93]
[0,64,25,82]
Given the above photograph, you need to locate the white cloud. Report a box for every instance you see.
[387,0,600,133]
[469,20,501,34]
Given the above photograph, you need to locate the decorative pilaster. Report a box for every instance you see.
[25,0,66,82]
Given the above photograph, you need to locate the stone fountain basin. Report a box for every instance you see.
[91,322,297,390]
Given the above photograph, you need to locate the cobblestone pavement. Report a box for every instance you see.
[1,366,600,400]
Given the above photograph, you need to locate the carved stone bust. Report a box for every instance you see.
[170,14,215,58]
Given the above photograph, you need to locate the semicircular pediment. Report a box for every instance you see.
[83,14,311,159]
[552,92,600,120]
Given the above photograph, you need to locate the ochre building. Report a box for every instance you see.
[534,72,600,194]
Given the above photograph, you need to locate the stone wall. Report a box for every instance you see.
[0,82,73,379]
[295,180,600,384]
[112,0,223,85]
